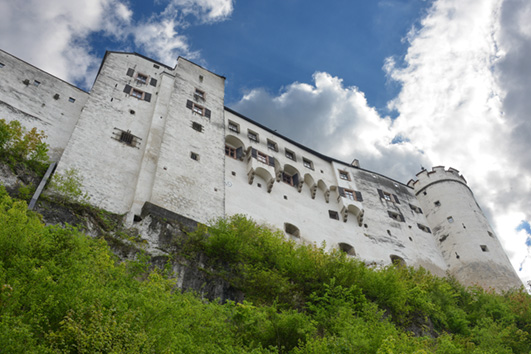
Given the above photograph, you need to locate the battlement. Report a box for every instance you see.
[407,166,467,191]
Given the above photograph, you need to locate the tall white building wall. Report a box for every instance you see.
[408,167,522,289]
[0,50,88,160]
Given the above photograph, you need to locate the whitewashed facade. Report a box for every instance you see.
[0,49,522,290]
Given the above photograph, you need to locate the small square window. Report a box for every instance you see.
[192,122,203,132]
[339,170,350,181]
[447,216,454,223]
[194,88,205,100]
[434,201,441,207]
[190,152,200,161]
[383,192,392,201]
[267,139,278,151]
[228,121,239,133]
[248,130,259,142]
[409,204,422,214]
[153,64,160,69]
[285,149,295,161]
[328,210,339,220]
[33,80,41,87]
[303,158,313,169]
[199,75,204,82]
[480,245,489,252]
[136,73,148,84]
[388,211,404,222]
[68,97,76,103]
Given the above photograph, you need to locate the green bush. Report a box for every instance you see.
[46,167,90,204]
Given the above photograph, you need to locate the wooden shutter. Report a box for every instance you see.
[144,93,152,102]
[393,194,400,204]
[205,109,211,118]
[126,68,134,77]
[418,207,423,214]
[355,191,363,202]
[268,156,275,167]
[251,148,257,159]
[399,214,405,222]
[123,84,132,94]
[338,187,345,197]
[377,189,384,199]
[236,147,243,160]
[150,78,157,86]
[293,173,299,187]
[186,100,193,109]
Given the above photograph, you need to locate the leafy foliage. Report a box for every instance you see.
[46,167,90,205]
[0,119,49,176]
[0,198,530,353]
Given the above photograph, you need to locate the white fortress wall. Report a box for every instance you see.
[0,50,88,160]
[56,52,164,214]
[149,58,226,224]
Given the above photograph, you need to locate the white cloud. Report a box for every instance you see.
[233,0,531,287]
[0,0,234,87]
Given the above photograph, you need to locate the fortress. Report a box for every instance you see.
[0,49,522,290]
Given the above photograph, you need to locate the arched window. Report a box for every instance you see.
[338,242,356,256]
[284,223,300,239]
[390,255,406,267]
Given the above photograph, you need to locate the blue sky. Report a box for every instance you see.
[1,0,531,287]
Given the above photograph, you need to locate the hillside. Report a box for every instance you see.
[1,119,531,353]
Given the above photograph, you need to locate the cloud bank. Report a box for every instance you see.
[233,0,531,286]
[0,0,234,87]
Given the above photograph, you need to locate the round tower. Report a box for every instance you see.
[407,166,522,291]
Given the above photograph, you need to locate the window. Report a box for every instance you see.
[338,187,363,201]
[186,100,211,118]
[153,64,160,69]
[120,131,134,145]
[68,97,76,103]
[257,151,268,164]
[434,201,441,207]
[199,75,204,82]
[329,210,339,220]
[303,158,313,169]
[338,243,356,256]
[388,211,405,222]
[377,189,400,204]
[194,88,205,100]
[124,85,152,102]
[248,130,259,142]
[0,63,4,68]
[225,145,237,159]
[228,121,239,133]
[447,216,454,223]
[480,245,489,252]
[131,88,143,99]
[136,73,148,84]
[285,149,295,161]
[409,204,422,214]
[282,172,294,186]
[112,128,141,148]
[267,139,278,151]
[284,223,300,238]
[339,170,350,181]
[33,80,41,87]
[192,122,203,132]
[417,223,431,233]
[190,152,200,161]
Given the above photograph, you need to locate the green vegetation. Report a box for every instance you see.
[0,119,49,176]
[46,168,90,205]
[0,189,530,353]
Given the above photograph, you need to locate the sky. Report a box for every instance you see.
[1,0,530,288]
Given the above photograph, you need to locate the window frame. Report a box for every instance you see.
[267,139,278,152]
[282,172,294,186]
[248,130,259,142]
[192,121,203,132]
[228,121,240,133]
[194,88,205,100]
[225,145,237,159]
[135,72,148,85]
[256,151,268,164]
[328,210,339,220]
[302,158,313,170]
[339,170,350,181]
[285,149,296,161]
